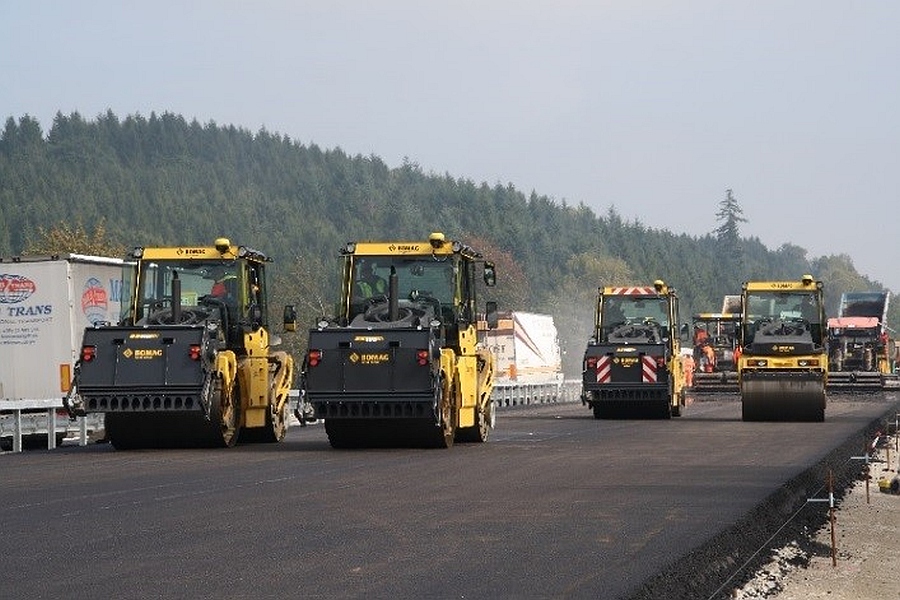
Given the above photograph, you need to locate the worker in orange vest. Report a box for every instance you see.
[682,352,695,387]
[701,343,716,373]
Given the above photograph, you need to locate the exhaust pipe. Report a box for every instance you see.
[172,272,182,323]
[389,267,399,322]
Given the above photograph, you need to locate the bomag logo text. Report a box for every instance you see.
[350,352,390,365]
[181,248,207,255]
[123,348,163,359]
[615,357,639,367]
[388,244,422,253]
[772,345,795,353]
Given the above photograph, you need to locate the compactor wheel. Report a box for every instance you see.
[325,419,372,449]
[105,413,154,449]
[741,378,825,422]
[270,401,289,442]
[456,400,494,443]
[209,377,239,448]
[246,401,288,444]
[432,376,456,448]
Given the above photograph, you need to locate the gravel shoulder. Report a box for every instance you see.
[735,431,900,599]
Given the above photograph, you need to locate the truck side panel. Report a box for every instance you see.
[485,312,563,385]
[1,259,124,401]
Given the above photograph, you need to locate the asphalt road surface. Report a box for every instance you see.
[2,393,897,600]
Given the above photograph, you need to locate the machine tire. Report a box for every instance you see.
[257,401,288,443]
[324,419,361,449]
[432,375,456,448]
[105,413,149,449]
[457,399,494,443]
[209,377,239,448]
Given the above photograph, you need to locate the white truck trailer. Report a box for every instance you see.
[1,254,125,451]
[482,311,564,406]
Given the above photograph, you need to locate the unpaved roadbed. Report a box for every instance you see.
[736,433,900,599]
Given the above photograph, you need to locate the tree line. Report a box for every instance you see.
[1,111,894,374]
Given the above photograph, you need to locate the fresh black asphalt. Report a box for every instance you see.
[1,392,897,599]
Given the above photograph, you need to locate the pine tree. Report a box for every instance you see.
[713,188,747,288]
[714,188,746,244]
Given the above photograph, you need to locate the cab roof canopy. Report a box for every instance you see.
[129,237,270,263]
[341,232,484,261]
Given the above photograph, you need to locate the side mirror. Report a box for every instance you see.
[283,305,297,332]
[485,300,499,330]
[483,262,496,287]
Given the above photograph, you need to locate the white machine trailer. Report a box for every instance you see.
[0,254,125,451]
[483,311,565,407]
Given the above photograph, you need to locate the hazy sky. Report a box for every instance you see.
[3,1,898,291]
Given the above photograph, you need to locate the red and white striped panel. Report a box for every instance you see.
[641,356,658,382]
[595,356,612,383]
[606,287,657,296]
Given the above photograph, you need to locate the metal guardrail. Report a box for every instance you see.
[491,379,582,408]
[1,399,94,453]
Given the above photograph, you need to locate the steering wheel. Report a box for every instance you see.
[149,308,202,325]
[364,294,389,308]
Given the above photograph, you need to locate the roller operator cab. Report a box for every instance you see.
[738,275,827,422]
[689,311,742,393]
[65,238,295,449]
[581,281,686,419]
[301,232,498,448]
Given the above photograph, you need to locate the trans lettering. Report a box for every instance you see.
[5,304,52,317]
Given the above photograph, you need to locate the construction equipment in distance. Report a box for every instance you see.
[826,291,898,391]
[65,238,295,449]
[690,311,741,393]
[738,275,827,421]
[301,232,498,448]
[581,280,686,419]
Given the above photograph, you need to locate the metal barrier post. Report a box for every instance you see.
[46,407,56,449]
[13,409,23,453]
[79,417,88,446]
